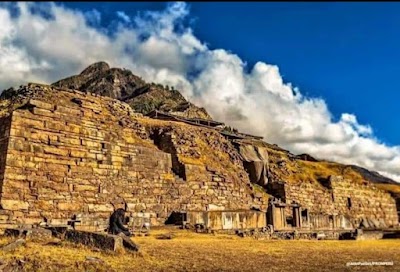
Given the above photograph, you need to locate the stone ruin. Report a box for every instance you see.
[266,175,398,230]
[0,83,398,238]
[0,83,268,232]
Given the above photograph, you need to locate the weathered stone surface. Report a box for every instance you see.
[269,175,398,227]
[4,228,52,242]
[354,229,384,240]
[0,238,25,252]
[88,204,114,213]
[118,233,140,252]
[1,200,29,211]
[28,99,54,111]
[45,226,69,239]
[0,84,268,230]
[65,230,124,253]
[155,232,175,240]
[0,82,397,233]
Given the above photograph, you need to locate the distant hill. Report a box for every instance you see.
[52,62,212,120]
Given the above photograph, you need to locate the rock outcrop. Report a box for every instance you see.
[52,62,211,120]
[234,141,269,187]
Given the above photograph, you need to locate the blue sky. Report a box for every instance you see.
[1,2,399,180]
[60,2,400,146]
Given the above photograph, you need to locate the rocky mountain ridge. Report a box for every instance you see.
[51,62,211,120]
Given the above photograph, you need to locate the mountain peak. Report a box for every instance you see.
[80,61,110,75]
[51,62,212,120]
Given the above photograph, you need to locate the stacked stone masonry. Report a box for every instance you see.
[0,85,267,230]
[269,176,398,227]
[0,84,397,231]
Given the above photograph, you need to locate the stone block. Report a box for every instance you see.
[5,227,53,242]
[81,140,101,148]
[29,99,54,110]
[119,233,140,252]
[55,105,81,116]
[4,172,27,181]
[59,137,81,146]
[88,204,114,212]
[1,200,29,211]
[66,124,82,134]
[13,116,44,128]
[74,185,98,192]
[57,202,81,212]
[43,146,69,156]
[32,108,54,118]
[65,230,125,253]
[0,238,26,252]
[111,155,124,163]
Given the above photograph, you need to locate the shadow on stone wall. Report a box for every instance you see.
[149,128,186,180]
[0,116,11,198]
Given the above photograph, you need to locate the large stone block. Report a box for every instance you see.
[55,105,82,116]
[13,116,44,128]
[28,99,55,111]
[32,108,55,118]
[4,172,27,181]
[88,204,114,212]
[1,200,29,211]
[43,146,69,156]
[57,202,82,212]
[5,227,53,242]
[73,185,98,192]
[65,230,127,253]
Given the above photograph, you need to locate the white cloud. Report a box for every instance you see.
[0,2,399,182]
[116,11,130,23]
[85,9,102,26]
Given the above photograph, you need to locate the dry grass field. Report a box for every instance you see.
[0,228,399,272]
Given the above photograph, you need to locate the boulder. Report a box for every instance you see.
[117,233,140,252]
[0,239,25,252]
[4,228,52,242]
[65,230,124,253]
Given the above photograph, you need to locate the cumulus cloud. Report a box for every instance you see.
[0,2,399,182]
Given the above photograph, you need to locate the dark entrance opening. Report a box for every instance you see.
[347,197,352,209]
[165,211,187,225]
[286,215,294,227]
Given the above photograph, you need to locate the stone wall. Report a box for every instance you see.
[271,176,398,227]
[329,176,398,226]
[147,126,269,212]
[282,182,335,214]
[0,85,267,230]
[186,210,266,231]
[0,116,11,197]
[1,84,395,231]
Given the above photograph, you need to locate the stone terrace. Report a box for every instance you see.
[0,84,267,230]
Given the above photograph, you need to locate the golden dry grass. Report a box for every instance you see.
[138,116,243,176]
[288,160,365,185]
[0,229,399,272]
[376,184,400,195]
[136,116,188,128]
